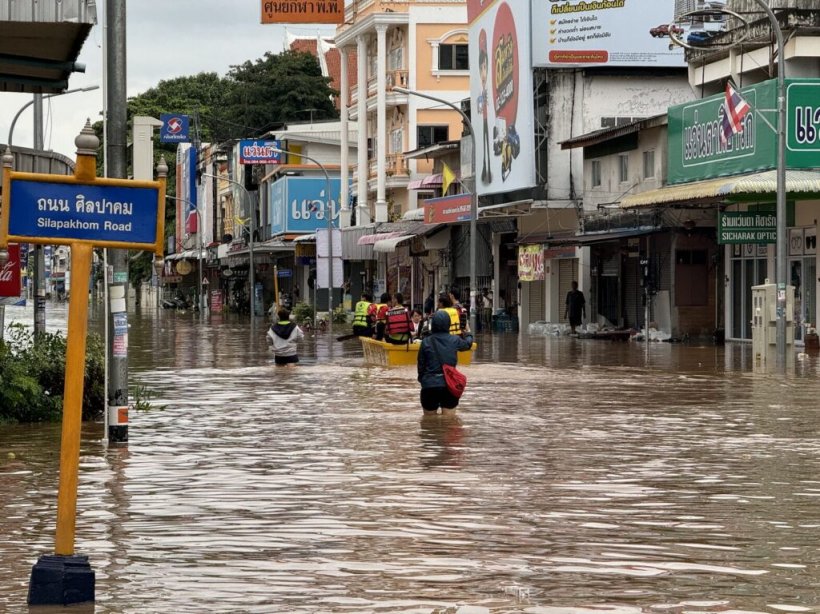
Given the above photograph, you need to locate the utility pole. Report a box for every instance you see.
[33,94,46,334]
[105,0,129,443]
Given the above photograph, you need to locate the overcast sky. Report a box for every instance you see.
[0,1,334,159]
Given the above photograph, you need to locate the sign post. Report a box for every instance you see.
[1,122,166,606]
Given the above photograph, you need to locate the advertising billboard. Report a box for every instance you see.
[518,244,545,281]
[424,194,472,223]
[239,139,282,165]
[531,0,685,68]
[269,177,343,235]
[469,0,536,197]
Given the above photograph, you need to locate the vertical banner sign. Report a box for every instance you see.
[469,0,536,197]
[518,244,545,281]
[0,243,22,304]
[316,228,342,289]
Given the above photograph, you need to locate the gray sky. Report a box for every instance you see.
[1,1,333,159]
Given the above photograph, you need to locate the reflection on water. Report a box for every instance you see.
[1,304,820,612]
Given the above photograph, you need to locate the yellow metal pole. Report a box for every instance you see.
[54,241,92,556]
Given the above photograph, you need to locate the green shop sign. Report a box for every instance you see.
[718,211,776,244]
[669,78,820,185]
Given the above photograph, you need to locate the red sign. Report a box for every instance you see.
[424,194,472,224]
[0,244,22,297]
[210,289,224,313]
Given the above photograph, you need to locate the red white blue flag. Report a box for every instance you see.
[720,81,752,144]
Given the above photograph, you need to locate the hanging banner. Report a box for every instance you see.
[518,244,544,281]
[0,243,22,298]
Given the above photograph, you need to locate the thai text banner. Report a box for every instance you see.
[261,0,343,24]
[531,0,685,68]
[718,211,776,245]
[9,180,159,245]
[518,244,545,281]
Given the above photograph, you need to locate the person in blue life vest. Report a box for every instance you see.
[352,292,374,337]
[384,292,412,345]
[417,310,473,413]
[266,308,305,366]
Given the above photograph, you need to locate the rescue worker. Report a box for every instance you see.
[352,292,374,337]
[437,293,464,336]
[449,289,468,333]
[370,292,391,341]
[384,292,412,345]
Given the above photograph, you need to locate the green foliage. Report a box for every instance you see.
[332,304,350,325]
[291,302,314,324]
[0,324,105,424]
[129,250,155,294]
[131,382,166,413]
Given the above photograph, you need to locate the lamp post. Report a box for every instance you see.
[201,173,257,317]
[267,146,336,339]
[750,0,787,365]
[393,86,478,333]
[6,85,101,334]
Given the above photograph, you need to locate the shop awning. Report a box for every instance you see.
[293,233,316,242]
[373,235,416,253]
[357,231,404,245]
[166,248,207,260]
[620,170,820,209]
[544,227,660,247]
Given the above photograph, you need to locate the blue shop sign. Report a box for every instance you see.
[8,180,159,245]
[239,139,281,165]
[270,177,343,234]
[160,114,190,143]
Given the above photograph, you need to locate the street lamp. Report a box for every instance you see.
[393,86,479,333]
[6,85,101,148]
[266,146,336,339]
[750,0,788,366]
[200,173,258,317]
[5,85,101,334]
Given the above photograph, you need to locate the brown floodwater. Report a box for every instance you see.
[1,302,819,613]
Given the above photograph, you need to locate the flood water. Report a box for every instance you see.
[2,302,820,613]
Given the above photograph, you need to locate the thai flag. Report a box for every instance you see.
[720,81,751,144]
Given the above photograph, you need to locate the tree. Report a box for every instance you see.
[223,50,338,134]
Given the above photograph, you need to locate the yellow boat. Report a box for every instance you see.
[360,336,477,367]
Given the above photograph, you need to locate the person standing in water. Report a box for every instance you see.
[417,310,473,413]
[267,308,304,366]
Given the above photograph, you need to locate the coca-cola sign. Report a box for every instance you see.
[0,244,22,298]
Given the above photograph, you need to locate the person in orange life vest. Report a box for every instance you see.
[370,292,391,341]
[385,292,412,345]
[352,292,374,337]
[437,293,464,336]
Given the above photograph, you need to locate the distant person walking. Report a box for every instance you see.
[417,311,473,413]
[267,308,304,366]
[565,281,586,335]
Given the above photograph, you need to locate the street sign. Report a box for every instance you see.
[3,175,162,251]
[276,268,293,278]
[160,113,190,143]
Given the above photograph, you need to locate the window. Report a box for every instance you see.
[643,150,655,179]
[591,160,602,187]
[618,154,629,183]
[389,47,403,70]
[439,44,469,70]
[417,125,449,148]
[676,249,708,306]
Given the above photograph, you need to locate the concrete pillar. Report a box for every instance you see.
[339,46,351,229]
[375,24,388,223]
[356,35,370,226]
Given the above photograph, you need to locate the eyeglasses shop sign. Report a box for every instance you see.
[718,212,776,245]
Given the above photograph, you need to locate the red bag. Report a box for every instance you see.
[432,341,468,398]
[442,363,467,398]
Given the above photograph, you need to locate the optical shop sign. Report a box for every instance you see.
[718,211,776,245]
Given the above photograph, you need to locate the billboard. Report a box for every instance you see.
[469,0,536,197]
[269,177,343,235]
[0,243,22,302]
[518,244,544,281]
[531,0,685,68]
[424,194,472,223]
[160,114,190,143]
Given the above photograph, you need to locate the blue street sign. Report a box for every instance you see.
[8,179,159,245]
[276,268,293,278]
[160,114,190,143]
[239,139,281,165]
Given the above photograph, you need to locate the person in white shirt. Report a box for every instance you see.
[266,308,304,366]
